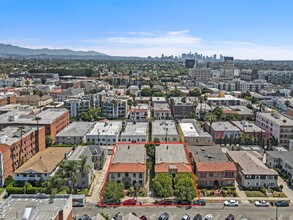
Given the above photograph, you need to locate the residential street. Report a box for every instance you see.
[73,203,293,220]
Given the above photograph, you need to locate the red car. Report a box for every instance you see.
[140,215,147,220]
[122,199,137,205]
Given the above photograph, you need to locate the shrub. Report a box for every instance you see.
[4,175,14,187]
[233,190,237,197]
[260,187,266,194]
[280,185,283,191]
[6,183,25,195]
[222,191,227,197]
[221,186,236,190]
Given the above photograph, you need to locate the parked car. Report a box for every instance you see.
[111,212,121,220]
[193,214,202,220]
[140,215,147,220]
[255,200,269,207]
[224,200,238,206]
[225,214,234,220]
[122,199,137,205]
[98,200,121,206]
[275,201,289,207]
[177,200,192,205]
[182,214,190,220]
[204,214,213,220]
[194,199,206,206]
[78,214,91,220]
[159,199,173,205]
[158,212,169,220]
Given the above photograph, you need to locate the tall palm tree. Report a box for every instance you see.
[62,160,79,193]
[34,117,42,151]
[204,113,217,134]
[203,95,208,112]
[17,125,25,165]
[79,156,91,182]
[198,96,204,119]
[43,175,69,195]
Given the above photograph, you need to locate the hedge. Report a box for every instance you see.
[6,182,47,195]
[6,183,25,195]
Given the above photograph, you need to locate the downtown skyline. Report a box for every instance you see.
[1,0,293,59]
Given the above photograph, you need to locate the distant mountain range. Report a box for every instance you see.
[0,43,108,57]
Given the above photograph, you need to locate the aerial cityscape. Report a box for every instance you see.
[1,0,293,220]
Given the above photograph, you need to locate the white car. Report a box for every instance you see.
[204,214,213,220]
[255,200,269,207]
[224,200,239,206]
[182,214,190,220]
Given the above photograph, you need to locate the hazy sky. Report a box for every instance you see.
[1,0,293,59]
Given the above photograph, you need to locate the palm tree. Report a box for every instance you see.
[25,80,30,87]
[198,96,204,119]
[258,103,265,112]
[17,125,25,165]
[181,97,187,104]
[34,117,42,151]
[204,113,217,134]
[79,156,91,185]
[43,175,69,195]
[203,95,208,112]
[61,160,79,193]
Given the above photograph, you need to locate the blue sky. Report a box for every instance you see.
[1,0,293,59]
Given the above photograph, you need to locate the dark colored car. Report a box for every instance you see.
[177,200,192,205]
[225,214,234,220]
[98,200,121,206]
[194,199,206,206]
[158,212,169,220]
[159,199,173,205]
[78,214,91,220]
[193,214,202,220]
[111,212,121,220]
[122,199,137,205]
[275,201,289,207]
[140,215,147,220]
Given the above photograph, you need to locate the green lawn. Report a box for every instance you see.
[0,188,4,195]
[273,191,287,198]
[244,191,267,197]
[77,188,90,196]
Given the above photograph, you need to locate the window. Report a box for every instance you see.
[117,173,120,178]
[209,173,213,177]
[133,173,136,177]
[125,173,129,177]
[139,173,142,178]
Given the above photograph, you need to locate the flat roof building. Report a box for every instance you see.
[120,122,149,143]
[56,122,95,145]
[152,120,180,142]
[0,194,72,220]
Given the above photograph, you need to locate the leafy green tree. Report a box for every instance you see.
[41,76,47,84]
[79,155,91,180]
[212,106,223,120]
[45,135,53,147]
[285,100,290,109]
[189,88,201,97]
[152,91,164,97]
[145,144,155,160]
[42,175,69,195]
[61,160,79,193]
[103,181,124,202]
[204,113,217,133]
[25,80,30,87]
[141,88,152,96]
[174,173,196,202]
[166,89,184,98]
[153,173,173,198]
[201,87,213,94]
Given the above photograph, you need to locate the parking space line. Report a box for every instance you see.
[170,214,177,220]
[290,215,293,220]
[278,215,283,220]
[236,215,242,220]
[214,214,220,220]
[148,214,156,220]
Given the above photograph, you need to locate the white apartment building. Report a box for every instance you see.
[64,98,90,118]
[258,70,293,84]
[153,103,172,119]
[188,68,211,83]
[256,112,293,148]
[101,96,129,119]
[120,121,149,143]
[235,79,272,92]
[152,120,180,142]
[86,121,122,146]
[129,104,149,120]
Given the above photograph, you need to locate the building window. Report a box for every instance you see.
[139,173,142,178]
[209,173,213,177]
[133,173,136,177]
[125,173,129,177]
[117,173,120,178]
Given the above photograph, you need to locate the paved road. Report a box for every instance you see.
[73,203,293,220]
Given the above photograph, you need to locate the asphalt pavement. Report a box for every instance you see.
[73,203,293,220]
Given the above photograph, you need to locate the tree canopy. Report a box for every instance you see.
[153,173,173,198]
[103,181,124,202]
[174,173,197,202]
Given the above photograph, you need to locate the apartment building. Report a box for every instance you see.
[228,151,278,188]
[0,92,16,107]
[188,68,211,82]
[86,121,122,146]
[235,79,272,92]
[0,108,70,141]
[108,143,146,188]
[205,121,240,141]
[56,122,96,145]
[0,126,46,185]
[207,94,240,106]
[129,104,149,120]
[120,122,149,143]
[258,70,293,84]
[169,97,195,119]
[101,96,129,119]
[16,95,53,107]
[64,98,90,118]
[56,88,84,102]
[256,112,293,148]
[153,103,172,119]
[152,120,180,142]
[230,121,268,141]
[179,119,213,146]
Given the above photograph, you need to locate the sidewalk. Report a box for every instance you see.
[86,155,111,203]
[278,177,293,203]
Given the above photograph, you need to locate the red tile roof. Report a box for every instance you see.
[196,162,237,172]
[129,108,147,113]
[155,163,192,173]
[109,163,146,173]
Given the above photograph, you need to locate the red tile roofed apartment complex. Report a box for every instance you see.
[155,143,192,175]
[108,144,146,188]
[196,162,237,187]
